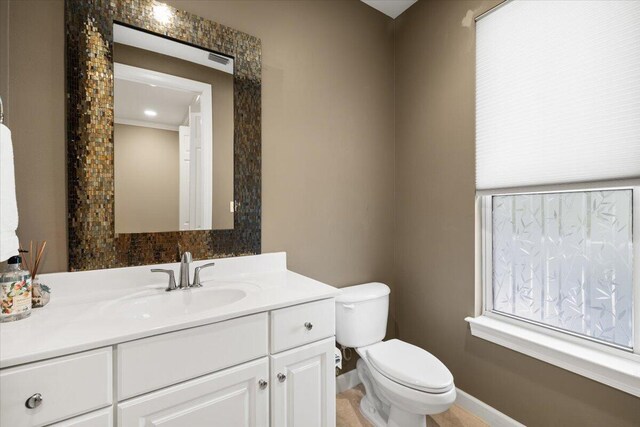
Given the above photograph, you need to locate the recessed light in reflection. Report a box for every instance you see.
[153,4,172,24]
[144,110,157,117]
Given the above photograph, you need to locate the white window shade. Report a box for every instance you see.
[475,0,640,191]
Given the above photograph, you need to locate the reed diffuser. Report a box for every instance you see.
[21,241,51,308]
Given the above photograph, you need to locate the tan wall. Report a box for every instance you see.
[394,1,640,426]
[0,1,8,118]
[2,0,396,296]
[114,43,234,230]
[166,0,397,291]
[1,0,67,271]
[114,124,179,233]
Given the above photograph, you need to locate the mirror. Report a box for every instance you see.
[113,24,234,233]
[65,0,261,270]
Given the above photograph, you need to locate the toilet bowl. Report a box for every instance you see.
[336,283,456,427]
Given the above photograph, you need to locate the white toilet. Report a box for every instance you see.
[335,283,456,427]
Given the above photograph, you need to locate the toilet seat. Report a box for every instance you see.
[366,339,454,394]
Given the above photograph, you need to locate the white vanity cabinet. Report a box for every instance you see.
[1,298,336,427]
[269,298,336,427]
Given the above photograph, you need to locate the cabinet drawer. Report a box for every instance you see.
[117,313,268,399]
[50,407,113,427]
[270,299,335,353]
[118,358,269,427]
[0,348,112,427]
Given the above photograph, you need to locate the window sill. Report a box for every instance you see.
[465,315,640,397]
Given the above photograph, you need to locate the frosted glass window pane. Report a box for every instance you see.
[492,190,633,348]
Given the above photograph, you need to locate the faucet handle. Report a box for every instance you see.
[192,262,216,288]
[151,268,178,292]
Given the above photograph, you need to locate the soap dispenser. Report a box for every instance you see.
[1,255,32,322]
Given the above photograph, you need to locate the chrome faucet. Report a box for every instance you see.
[151,251,216,291]
[179,251,193,289]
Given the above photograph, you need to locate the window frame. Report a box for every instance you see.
[468,181,640,397]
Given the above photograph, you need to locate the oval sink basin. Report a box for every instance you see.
[102,287,247,320]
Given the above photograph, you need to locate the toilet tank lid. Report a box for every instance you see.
[335,282,390,303]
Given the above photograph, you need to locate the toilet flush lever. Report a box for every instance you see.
[342,303,355,310]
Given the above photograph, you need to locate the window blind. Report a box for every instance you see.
[475,0,640,191]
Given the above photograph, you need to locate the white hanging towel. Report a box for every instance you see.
[0,123,20,261]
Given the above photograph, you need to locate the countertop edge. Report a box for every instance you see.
[0,290,340,369]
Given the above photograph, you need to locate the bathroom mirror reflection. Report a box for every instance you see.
[113,24,234,233]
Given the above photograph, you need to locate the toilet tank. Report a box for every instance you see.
[335,282,390,348]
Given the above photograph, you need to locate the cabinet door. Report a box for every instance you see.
[270,337,336,427]
[118,358,269,427]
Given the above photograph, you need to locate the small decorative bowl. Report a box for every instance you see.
[32,281,51,308]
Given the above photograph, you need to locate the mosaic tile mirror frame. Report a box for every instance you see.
[65,0,261,270]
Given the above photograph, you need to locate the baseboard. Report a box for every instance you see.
[334,372,523,426]
[336,369,361,394]
[454,388,524,427]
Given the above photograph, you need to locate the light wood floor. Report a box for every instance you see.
[337,385,489,427]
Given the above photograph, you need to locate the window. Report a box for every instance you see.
[468,0,640,397]
[473,187,640,396]
[490,190,633,349]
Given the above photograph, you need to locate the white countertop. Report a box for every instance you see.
[0,252,340,368]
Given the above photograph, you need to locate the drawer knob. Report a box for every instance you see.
[277,373,287,383]
[304,322,313,331]
[259,379,268,390]
[25,393,43,409]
